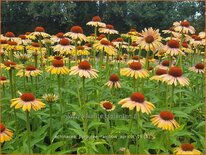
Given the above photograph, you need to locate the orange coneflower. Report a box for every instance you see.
[173,20,195,34]
[118,92,155,114]
[151,111,179,131]
[105,74,121,89]
[99,24,118,34]
[0,76,9,85]
[17,65,42,77]
[10,92,45,111]
[0,123,13,143]
[150,68,167,82]
[100,101,115,111]
[174,143,201,154]
[137,27,162,52]
[64,26,87,41]
[160,66,189,86]
[53,38,74,55]
[164,39,185,56]
[86,16,106,28]
[46,59,69,74]
[120,62,149,79]
[189,63,204,74]
[70,60,98,78]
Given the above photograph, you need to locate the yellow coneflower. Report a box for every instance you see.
[0,76,9,85]
[46,59,69,75]
[118,92,155,114]
[17,65,42,77]
[2,60,22,70]
[11,92,45,111]
[27,26,51,40]
[127,42,139,53]
[51,32,69,44]
[93,39,117,56]
[64,26,87,42]
[127,56,145,66]
[174,143,201,154]
[99,24,118,34]
[189,63,204,74]
[160,66,189,86]
[151,111,179,131]
[173,20,195,34]
[150,68,167,82]
[137,27,162,52]
[6,41,24,51]
[181,41,193,54]
[86,16,106,28]
[71,46,90,56]
[53,38,74,55]
[26,42,47,55]
[17,34,31,45]
[100,101,115,111]
[164,39,185,56]
[70,60,98,78]
[120,62,149,79]
[14,53,31,63]
[105,74,121,89]
[0,123,13,143]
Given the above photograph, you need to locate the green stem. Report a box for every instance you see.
[75,40,78,64]
[105,113,114,153]
[124,110,135,152]
[171,84,175,108]
[145,51,150,69]
[26,111,31,154]
[49,104,52,144]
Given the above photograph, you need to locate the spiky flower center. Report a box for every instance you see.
[52,60,64,67]
[0,123,6,132]
[129,62,142,70]
[20,93,35,102]
[19,35,27,40]
[4,61,16,67]
[109,74,119,82]
[160,111,174,120]
[180,21,190,27]
[92,16,101,22]
[116,38,123,42]
[102,101,113,110]
[8,41,17,46]
[0,76,7,81]
[70,26,83,34]
[26,65,37,71]
[168,67,183,77]
[5,32,15,37]
[60,38,70,46]
[130,92,145,103]
[54,56,63,60]
[182,42,188,48]
[0,40,7,44]
[161,60,170,66]
[195,63,204,69]
[32,42,40,47]
[106,24,114,29]
[145,35,154,43]
[56,32,64,38]
[77,46,84,50]
[167,40,180,48]
[181,144,194,151]
[78,60,91,70]
[35,26,45,32]
[100,40,110,46]
[155,69,167,75]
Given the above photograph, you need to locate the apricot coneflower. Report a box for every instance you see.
[53,38,74,55]
[105,74,121,89]
[164,39,185,56]
[198,31,205,39]
[99,24,118,34]
[156,60,170,70]
[151,111,179,131]
[120,62,149,79]
[0,76,9,85]
[18,34,31,45]
[173,20,195,34]
[112,38,128,49]
[150,69,167,82]
[118,92,155,114]
[2,60,22,70]
[190,35,204,47]
[174,143,201,154]
[189,63,204,74]
[0,123,13,143]
[181,41,193,54]
[137,27,162,52]
[100,101,115,111]
[160,66,189,86]
[86,16,106,28]
[64,26,87,41]
[10,92,45,111]
[28,26,50,40]
[46,59,69,75]
[17,65,42,77]
[70,60,98,78]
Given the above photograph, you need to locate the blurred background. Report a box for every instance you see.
[1,1,205,35]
